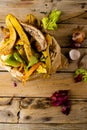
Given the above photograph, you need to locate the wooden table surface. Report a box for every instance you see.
[0,0,87,130]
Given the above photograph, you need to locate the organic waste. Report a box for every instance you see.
[72,30,85,48]
[50,90,71,115]
[69,49,80,61]
[42,9,61,30]
[74,68,87,82]
[0,13,68,83]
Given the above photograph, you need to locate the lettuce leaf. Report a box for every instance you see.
[42,10,61,30]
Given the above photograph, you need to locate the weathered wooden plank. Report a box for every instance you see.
[61,48,87,71]
[0,97,87,124]
[0,0,86,128]
[0,72,87,98]
[0,0,87,10]
[0,0,87,24]
[19,98,87,123]
[0,123,86,130]
[49,24,87,47]
[0,98,19,123]
[60,11,87,24]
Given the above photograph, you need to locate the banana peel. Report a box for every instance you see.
[0,15,16,55]
[42,34,52,74]
[26,14,41,28]
[0,13,69,83]
[7,14,32,62]
[0,26,9,37]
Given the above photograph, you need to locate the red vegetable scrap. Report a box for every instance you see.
[74,74,83,82]
[61,100,71,115]
[13,81,17,87]
[50,90,71,115]
[74,69,87,82]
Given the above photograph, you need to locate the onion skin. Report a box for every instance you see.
[72,31,85,44]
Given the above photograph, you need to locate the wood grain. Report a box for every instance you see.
[0,97,86,124]
[0,72,87,98]
[0,97,87,124]
[19,98,87,123]
[49,24,87,47]
[0,123,86,130]
[0,0,87,129]
[0,0,87,23]
[0,98,19,123]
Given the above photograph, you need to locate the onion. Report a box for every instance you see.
[69,49,80,60]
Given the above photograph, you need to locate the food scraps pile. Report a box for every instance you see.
[0,10,68,83]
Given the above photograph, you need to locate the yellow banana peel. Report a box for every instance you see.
[7,14,32,62]
[0,15,16,55]
[42,34,52,74]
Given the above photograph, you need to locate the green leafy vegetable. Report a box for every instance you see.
[27,55,38,69]
[42,9,61,30]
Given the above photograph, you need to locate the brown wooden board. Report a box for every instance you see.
[0,0,87,129]
[0,72,87,98]
[0,97,87,124]
[0,123,86,130]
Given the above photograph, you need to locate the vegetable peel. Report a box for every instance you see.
[7,14,32,61]
[0,13,67,84]
[23,62,42,82]
[0,15,16,55]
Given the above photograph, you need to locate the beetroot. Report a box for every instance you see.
[50,90,71,115]
[74,69,87,82]
[61,100,71,115]
[74,74,83,82]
